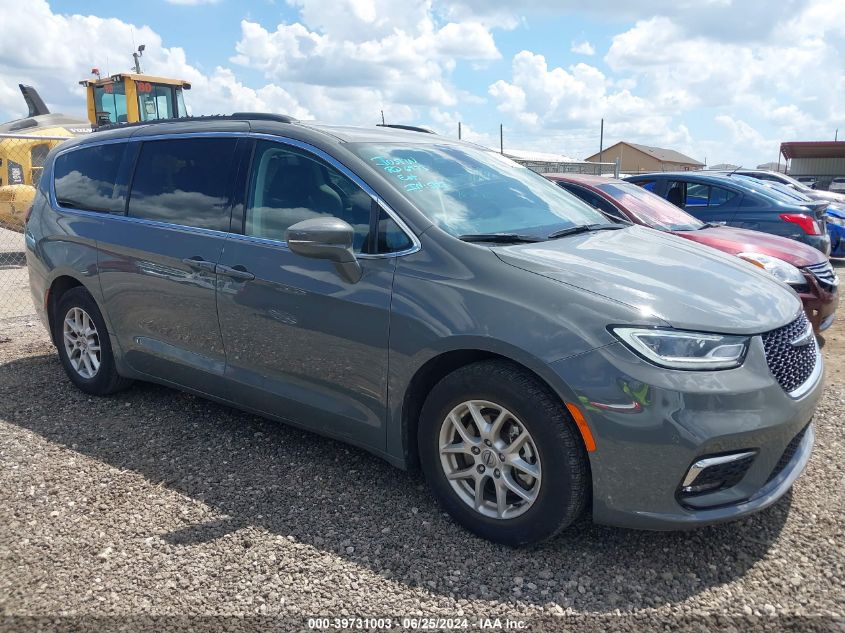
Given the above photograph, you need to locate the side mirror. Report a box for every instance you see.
[286,217,362,283]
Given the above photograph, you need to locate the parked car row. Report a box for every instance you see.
[548,174,839,332]
[710,169,845,205]
[26,116,825,545]
[703,169,845,253]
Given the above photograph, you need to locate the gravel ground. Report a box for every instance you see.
[0,307,844,632]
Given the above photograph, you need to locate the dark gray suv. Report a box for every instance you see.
[26,115,822,544]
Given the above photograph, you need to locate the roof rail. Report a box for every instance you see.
[376,123,436,134]
[231,112,298,123]
[94,112,298,132]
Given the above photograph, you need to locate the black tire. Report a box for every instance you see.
[418,360,589,546]
[53,287,132,396]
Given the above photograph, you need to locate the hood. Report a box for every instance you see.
[494,225,801,335]
[675,225,826,268]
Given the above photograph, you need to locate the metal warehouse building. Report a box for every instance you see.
[781,141,845,189]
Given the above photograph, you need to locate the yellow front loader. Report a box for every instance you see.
[79,72,191,128]
[0,64,191,230]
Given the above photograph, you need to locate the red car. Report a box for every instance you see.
[548,174,839,332]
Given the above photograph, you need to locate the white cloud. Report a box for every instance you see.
[230,14,499,115]
[2,0,843,168]
[715,115,774,154]
[487,50,695,159]
[570,40,595,56]
[0,1,311,123]
[427,108,496,146]
[600,2,845,162]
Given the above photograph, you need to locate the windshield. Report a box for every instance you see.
[596,182,704,231]
[348,143,609,237]
[138,84,177,121]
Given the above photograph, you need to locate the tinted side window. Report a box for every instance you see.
[127,138,236,231]
[709,185,738,207]
[666,181,686,207]
[54,143,126,213]
[685,183,710,206]
[245,140,372,252]
[375,208,413,253]
[560,183,626,221]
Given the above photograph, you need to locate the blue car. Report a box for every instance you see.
[625,172,832,255]
[828,206,845,257]
[728,174,845,258]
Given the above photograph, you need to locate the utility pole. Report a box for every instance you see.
[499,124,503,155]
[836,128,839,141]
[380,110,385,125]
[598,118,604,175]
[132,44,145,73]
[458,121,462,140]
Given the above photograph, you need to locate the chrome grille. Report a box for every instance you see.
[761,313,818,394]
[805,261,839,293]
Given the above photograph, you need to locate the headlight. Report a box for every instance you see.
[737,252,806,286]
[611,327,749,370]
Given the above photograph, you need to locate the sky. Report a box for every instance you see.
[0,0,843,167]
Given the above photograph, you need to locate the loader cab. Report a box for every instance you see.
[81,73,190,128]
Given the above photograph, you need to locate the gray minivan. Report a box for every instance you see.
[26,115,822,544]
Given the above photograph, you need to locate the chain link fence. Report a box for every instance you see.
[0,133,72,320]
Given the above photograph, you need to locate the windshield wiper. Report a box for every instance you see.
[458,233,546,244]
[546,223,626,240]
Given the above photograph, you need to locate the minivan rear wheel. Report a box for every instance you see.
[54,287,132,395]
[418,360,589,545]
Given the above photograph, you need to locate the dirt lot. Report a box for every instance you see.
[0,263,843,632]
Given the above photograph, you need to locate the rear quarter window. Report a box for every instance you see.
[127,138,237,231]
[53,143,126,213]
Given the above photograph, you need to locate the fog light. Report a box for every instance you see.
[681,480,722,494]
[680,450,757,496]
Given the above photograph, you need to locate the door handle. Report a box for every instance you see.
[216,264,255,281]
[181,257,217,273]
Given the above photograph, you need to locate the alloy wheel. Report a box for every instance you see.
[438,400,542,519]
[62,306,101,379]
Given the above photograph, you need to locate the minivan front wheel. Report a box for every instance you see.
[419,360,589,546]
[54,287,131,395]
[439,400,542,520]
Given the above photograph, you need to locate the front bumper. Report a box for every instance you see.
[550,336,822,530]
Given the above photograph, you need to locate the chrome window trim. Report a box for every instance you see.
[49,130,421,259]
